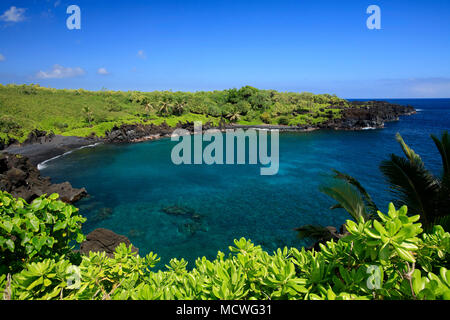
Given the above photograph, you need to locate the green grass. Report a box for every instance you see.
[0,84,350,144]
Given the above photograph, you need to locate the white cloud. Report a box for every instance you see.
[137,50,146,59]
[0,54,5,62]
[0,6,26,22]
[54,1,61,8]
[408,78,450,97]
[36,65,86,79]
[97,68,110,75]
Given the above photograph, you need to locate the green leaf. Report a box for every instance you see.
[48,193,60,200]
[395,247,415,263]
[27,276,44,290]
[43,278,52,287]
[379,244,391,262]
[373,220,387,236]
[76,233,85,243]
[399,242,418,251]
[53,221,67,232]
[0,220,13,233]
[27,214,40,232]
[5,239,15,252]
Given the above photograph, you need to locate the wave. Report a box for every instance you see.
[37,142,102,170]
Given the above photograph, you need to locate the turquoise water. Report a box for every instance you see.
[41,99,450,267]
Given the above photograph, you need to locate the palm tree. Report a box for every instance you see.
[320,169,379,223]
[225,111,241,123]
[143,102,153,118]
[379,132,450,231]
[82,106,94,127]
[296,131,450,240]
[172,101,186,116]
[158,101,172,116]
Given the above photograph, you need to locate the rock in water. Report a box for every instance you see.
[0,153,87,204]
[80,228,139,258]
[46,182,87,204]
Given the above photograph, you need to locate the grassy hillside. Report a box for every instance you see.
[0,84,349,144]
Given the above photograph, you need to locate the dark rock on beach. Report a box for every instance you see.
[0,137,18,151]
[320,101,416,130]
[80,228,139,258]
[89,101,416,145]
[0,152,87,204]
[105,120,217,144]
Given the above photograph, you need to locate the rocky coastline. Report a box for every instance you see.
[0,152,87,204]
[0,100,415,256]
[0,100,416,205]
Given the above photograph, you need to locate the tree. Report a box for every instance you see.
[172,98,187,116]
[380,132,450,231]
[225,109,241,123]
[157,100,172,116]
[296,131,450,240]
[82,106,94,126]
[143,102,154,118]
[320,170,379,223]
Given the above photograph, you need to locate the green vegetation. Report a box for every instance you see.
[1,191,449,300]
[297,131,450,241]
[0,84,350,144]
[0,192,86,275]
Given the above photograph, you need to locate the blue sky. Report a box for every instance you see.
[0,0,449,98]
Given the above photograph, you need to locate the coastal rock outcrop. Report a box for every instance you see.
[105,121,217,143]
[0,153,87,204]
[321,101,416,130]
[80,228,139,258]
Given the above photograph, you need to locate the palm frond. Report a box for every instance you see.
[331,169,378,216]
[433,215,450,232]
[431,131,450,187]
[380,154,439,227]
[396,133,424,166]
[320,181,368,222]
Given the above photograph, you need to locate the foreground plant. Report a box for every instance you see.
[298,131,450,241]
[0,192,448,300]
[0,191,86,275]
[380,132,450,231]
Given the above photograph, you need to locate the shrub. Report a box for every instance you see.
[278,116,290,125]
[20,85,37,95]
[0,116,21,134]
[260,112,271,124]
[0,197,449,300]
[0,192,86,275]
[244,110,259,122]
[105,97,123,112]
[53,122,69,132]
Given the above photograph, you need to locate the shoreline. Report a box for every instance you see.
[0,100,417,207]
[1,100,416,170]
[3,135,101,167]
[13,125,319,169]
[2,121,404,170]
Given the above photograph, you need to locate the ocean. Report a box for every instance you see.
[40,99,450,267]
